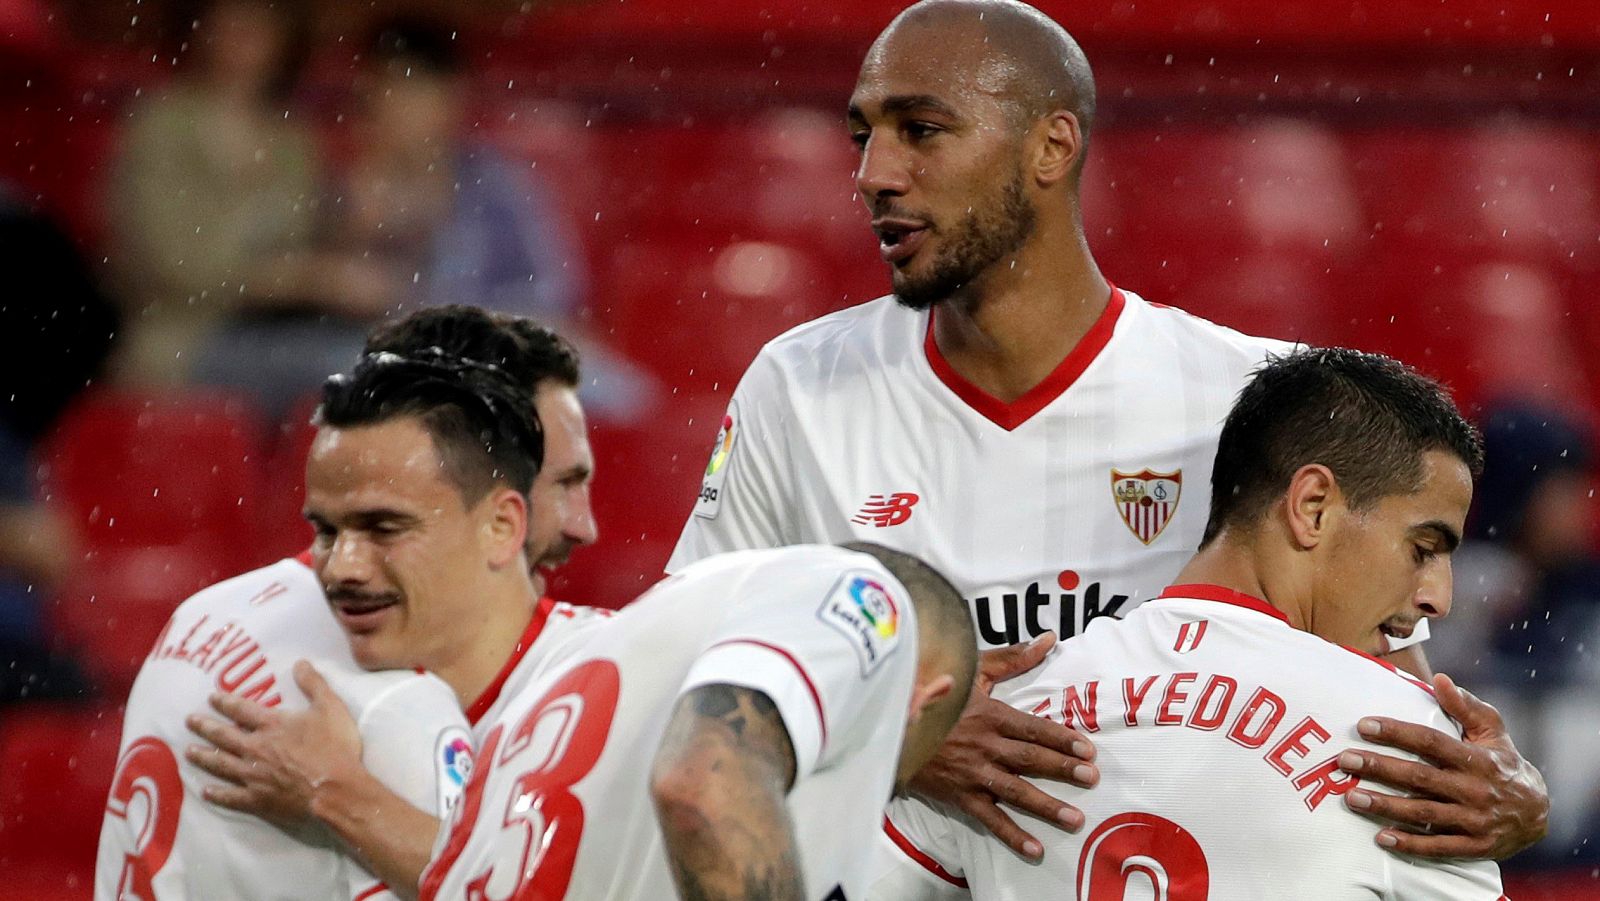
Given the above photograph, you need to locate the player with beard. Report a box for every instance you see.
[158,308,606,900]
[670,0,1546,870]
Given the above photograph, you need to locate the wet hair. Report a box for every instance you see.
[317,347,542,505]
[364,305,581,392]
[1202,348,1485,546]
[365,14,462,78]
[841,541,978,739]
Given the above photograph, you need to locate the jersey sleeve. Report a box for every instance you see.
[666,353,795,571]
[1385,855,1506,899]
[350,672,475,819]
[676,555,917,780]
[862,797,972,901]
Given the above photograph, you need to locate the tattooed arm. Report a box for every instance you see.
[651,683,804,901]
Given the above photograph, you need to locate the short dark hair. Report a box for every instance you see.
[363,305,581,393]
[841,541,978,739]
[317,348,542,505]
[1203,348,1485,546]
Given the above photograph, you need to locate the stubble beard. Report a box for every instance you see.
[892,166,1037,312]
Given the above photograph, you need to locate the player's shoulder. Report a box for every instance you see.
[749,296,916,378]
[1121,288,1298,367]
[668,543,895,586]
[170,556,322,619]
[316,658,460,726]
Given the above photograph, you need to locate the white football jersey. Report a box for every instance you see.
[872,584,1505,901]
[420,545,921,901]
[670,288,1423,652]
[96,557,471,901]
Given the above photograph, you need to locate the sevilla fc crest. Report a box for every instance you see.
[1111,469,1182,545]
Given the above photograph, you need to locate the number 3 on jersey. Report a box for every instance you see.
[104,737,184,900]
[433,659,620,901]
[1077,812,1209,900]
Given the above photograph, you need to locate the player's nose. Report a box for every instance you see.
[855,133,912,202]
[322,532,376,583]
[564,486,598,547]
[1413,563,1454,620]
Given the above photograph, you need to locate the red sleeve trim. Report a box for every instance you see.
[883,815,969,888]
[705,638,829,751]
[466,597,557,725]
[352,883,389,901]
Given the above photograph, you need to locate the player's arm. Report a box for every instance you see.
[651,683,805,901]
[1339,673,1548,860]
[185,661,442,900]
[909,633,1098,860]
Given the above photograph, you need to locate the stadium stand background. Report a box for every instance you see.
[0,0,1596,896]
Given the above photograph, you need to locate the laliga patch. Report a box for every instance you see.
[435,726,474,815]
[693,400,739,519]
[818,571,903,676]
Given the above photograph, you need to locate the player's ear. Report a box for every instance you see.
[1032,110,1083,188]
[1285,463,1338,550]
[481,486,529,570]
[906,673,956,726]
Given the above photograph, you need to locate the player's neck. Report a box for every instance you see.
[930,234,1109,404]
[432,578,542,710]
[1173,535,1305,630]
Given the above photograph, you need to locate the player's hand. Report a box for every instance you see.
[185,660,364,830]
[908,632,1099,860]
[1338,673,1549,860]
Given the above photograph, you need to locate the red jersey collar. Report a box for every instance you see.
[465,596,558,726]
[1157,583,1291,625]
[924,285,1126,431]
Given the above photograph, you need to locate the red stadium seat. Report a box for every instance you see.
[39,389,269,570]
[38,390,272,685]
[257,396,321,565]
[550,394,729,609]
[597,234,841,390]
[0,702,123,897]
[1348,126,1600,266]
[1096,121,1363,258]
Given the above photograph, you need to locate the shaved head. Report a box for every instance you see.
[870,0,1096,148]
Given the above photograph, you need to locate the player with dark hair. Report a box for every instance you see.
[875,348,1509,899]
[671,0,1546,868]
[130,307,605,900]
[421,541,980,901]
[363,306,596,596]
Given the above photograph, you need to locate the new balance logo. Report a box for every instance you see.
[851,493,920,528]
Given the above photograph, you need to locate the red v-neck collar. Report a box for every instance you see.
[923,285,1126,431]
[1157,583,1291,625]
[465,596,557,726]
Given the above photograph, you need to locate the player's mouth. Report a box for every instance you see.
[873,217,930,265]
[1378,620,1417,642]
[329,592,401,634]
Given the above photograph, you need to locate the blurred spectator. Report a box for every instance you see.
[1439,404,1600,691]
[0,187,104,707]
[105,0,321,392]
[0,186,119,442]
[193,14,655,418]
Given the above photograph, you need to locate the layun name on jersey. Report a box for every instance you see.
[969,578,1130,646]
